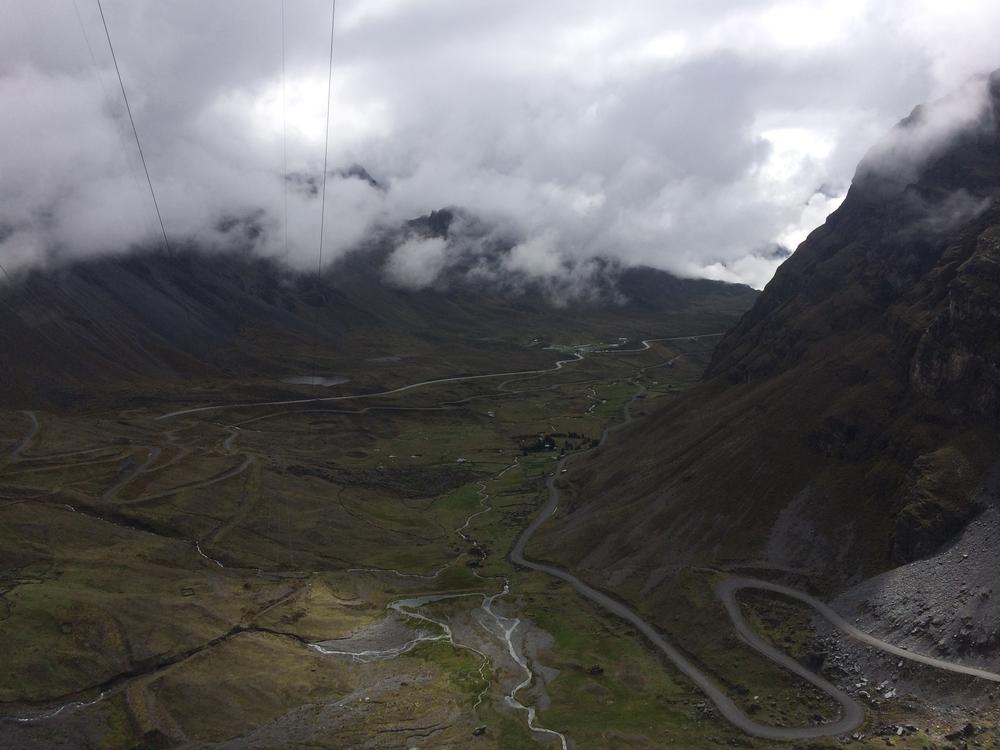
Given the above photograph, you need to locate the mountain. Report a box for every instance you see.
[0,221,756,409]
[536,72,1000,602]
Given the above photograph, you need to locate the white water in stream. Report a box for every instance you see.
[314,456,569,747]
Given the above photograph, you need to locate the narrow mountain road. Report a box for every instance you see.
[510,387,1000,740]
[719,577,1000,684]
[102,447,162,501]
[222,427,239,453]
[158,332,716,421]
[597,332,724,353]
[22,334,992,741]
[510,391,864,740]
[158,354,585,420]
[119,457,253,505]
[158,331,715,421]
[205,463,258,548]
[508,393,865,739]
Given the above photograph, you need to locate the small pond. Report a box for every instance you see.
[282,376,351,387]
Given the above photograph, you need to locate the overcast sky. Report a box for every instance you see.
[0,0,998,289]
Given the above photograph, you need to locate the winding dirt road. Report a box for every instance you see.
[15,335,997,741]
[597,332,724,353]
[719,577,1000,685]
[158,354,585,420]
[3,411,39,465]
[121,457,253,505]
[102,447,162,501]
[508,393,864,740]
[510,386,1000,740]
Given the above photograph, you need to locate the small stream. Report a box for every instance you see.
[479,580,568,750]
[315,456,569,747]
[7,691,107,724]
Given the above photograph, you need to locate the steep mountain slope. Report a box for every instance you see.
[0,224,756,409]
[537,72,1000,600]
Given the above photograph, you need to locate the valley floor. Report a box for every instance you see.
[1,334,997,749]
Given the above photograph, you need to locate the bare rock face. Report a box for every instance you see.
[911,224,1000,429]
[836,496,1000,670]
[890,448,985,564]
[710,70,1000,393]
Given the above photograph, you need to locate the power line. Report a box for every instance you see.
[95,0,171,255]
[281,0,289,261]
[8,1,153,358]
[317,0,337,276]
[71,0,159,244]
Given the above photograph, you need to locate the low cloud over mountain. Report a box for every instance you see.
[2,0,1000,289]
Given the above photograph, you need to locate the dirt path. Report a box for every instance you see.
[120,457,253,505]
[3,411,39,466]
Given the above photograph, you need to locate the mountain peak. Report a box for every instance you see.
[708,70,1000,396]
[852,69,1000,202]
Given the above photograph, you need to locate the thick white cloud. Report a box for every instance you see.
[383,236,448,289]
[0,0,998,288]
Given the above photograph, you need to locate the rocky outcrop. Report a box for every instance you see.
[890,447,984,563]
[710,71,1000,395]
[911,223,1000,428]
